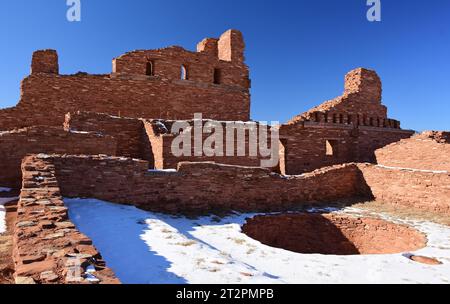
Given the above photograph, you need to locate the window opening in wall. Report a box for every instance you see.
[146,61,154,76]
[181,65,188,80]
[314,112,319,122]
[213,68,222,84]
[326,140,338,156]
[279,139,288,175]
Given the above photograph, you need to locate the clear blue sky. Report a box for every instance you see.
[0,0,449,131]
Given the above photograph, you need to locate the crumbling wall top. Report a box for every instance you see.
[31,49,59,74]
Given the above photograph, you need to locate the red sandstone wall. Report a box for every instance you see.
[144,120,276,170]
[64,112,147,160]
[0,73,250,131]
[358,164,450,214]
[279,123,414,175]
[35,155,364,214]
[279,123,355,175]
[0,127,116,188]
[289,68,390,125]
[355,126,415,163]
[242,214,426,255]
[13,156,119,284]
[0,30,250,131]
[375,131,450,171]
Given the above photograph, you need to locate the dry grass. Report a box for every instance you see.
[176,240,197,247]
[352,201,450,227]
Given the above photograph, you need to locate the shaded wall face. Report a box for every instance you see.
[279,124,415,175]
[355,128,415,163]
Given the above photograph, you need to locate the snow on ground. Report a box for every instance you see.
[0,196,18,234]
[65,198,450,284]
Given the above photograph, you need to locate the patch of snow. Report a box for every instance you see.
[69,130,90,134]
[0,187,11,193]
[85,265,100,283]
[65,198,450,284]
[376,165,448,174]
[148,169,178,173]
[0,197,19,234]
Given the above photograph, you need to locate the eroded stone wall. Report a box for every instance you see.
[0,30,250,131]
[14,156,119,284]
[143,119,276,170]
[64,112,146,160]
[375,131,450,171]
[279,68,414,175]
[279,122,414,175]
[358,164,450,214]
[0,127,116,188]
[25,155,365,214]
[242,214,426,255]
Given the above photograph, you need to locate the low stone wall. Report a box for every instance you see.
[64,112,148,160]
[358,164,450,214]
[27,154,365,214]
[0,126,116,188]
[143,119,276,171]
[242,213,426,255]
[14,156,119,284]
[279,122,414,175]
[375,131,450,172]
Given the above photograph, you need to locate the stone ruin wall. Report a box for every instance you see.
[375,131,450,172]
[0,30,250,131]
[356,132,450,214]
[0,127,116,188]
[357,163,450,215]
[142,119,276,170]
[64,112,147,160]
[13,155,119,284]
[10,153,367,283]
[279,68,415,175]
[0,29,418,180]
[43,155,364,214]
[64,111,275,171]
[242,213,426,255]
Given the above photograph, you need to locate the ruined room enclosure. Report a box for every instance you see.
[242,213,427,255]
[7,152,449,284]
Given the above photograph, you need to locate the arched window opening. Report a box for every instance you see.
[146,61,154,76]
[181,65,189,80]
[326,140,338,157]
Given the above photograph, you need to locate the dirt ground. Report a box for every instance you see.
[352,201,450,227]
[0,199,18,284]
